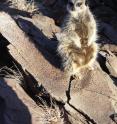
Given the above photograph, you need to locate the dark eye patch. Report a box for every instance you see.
[68,1,74,7]
[76,2,82,7]
[85,0,88,5]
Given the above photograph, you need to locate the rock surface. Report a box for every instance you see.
[0,78,67,124]
[0,78,44,124]
[106,52,117,77]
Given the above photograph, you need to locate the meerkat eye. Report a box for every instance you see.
[68,2,74,7]
[76,2,82,7]
[85,0,88,5]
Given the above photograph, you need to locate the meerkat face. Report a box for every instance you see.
[67,0,87,17]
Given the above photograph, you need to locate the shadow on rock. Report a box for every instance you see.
[0,79,32,124]
[16,17,62,69]
[0,1,31,17]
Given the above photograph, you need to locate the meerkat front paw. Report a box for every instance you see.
[77,74,82,80]
[72,73,82,80]
[87,66,94,71]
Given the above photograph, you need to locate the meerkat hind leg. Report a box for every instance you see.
[72,73,82,80]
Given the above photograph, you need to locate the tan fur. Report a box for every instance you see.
[57,0,98,77]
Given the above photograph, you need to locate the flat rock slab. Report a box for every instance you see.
[0,12,69,101]
[106,52,117,78]
[100,44,117,53]
[15,14,61,52]
[65,65,117,124]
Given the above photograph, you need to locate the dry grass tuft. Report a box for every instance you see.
[38,97,65,124]
[8,0,38,13]
[0,65,24,84]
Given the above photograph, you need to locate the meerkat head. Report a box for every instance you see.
[67,0,87,18]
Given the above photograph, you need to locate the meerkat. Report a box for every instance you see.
[56,0,98,78]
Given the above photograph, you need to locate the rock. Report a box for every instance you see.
[100,44,117,53]
[0,78,66,124]
[0,12,69,101]
[65,63,117,124]
[0,78,44,124]
[16,14,60,52]
[106,51,117,78]
[32,14,61,38]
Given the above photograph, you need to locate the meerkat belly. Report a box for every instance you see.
[75,22,89,46]
[74,48,94,66]
[67,43,94,67]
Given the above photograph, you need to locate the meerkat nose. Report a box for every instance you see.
[71,6,75,11]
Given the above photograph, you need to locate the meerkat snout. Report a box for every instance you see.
[67,0,86,17]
